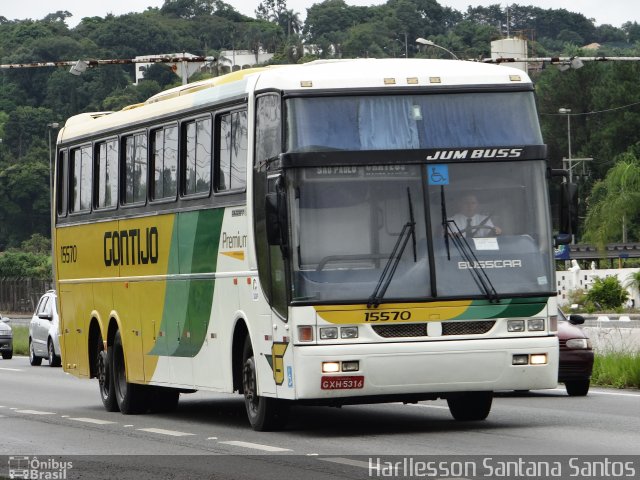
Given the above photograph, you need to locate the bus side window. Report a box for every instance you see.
[69,145,92,213]
[183,117,212,196]
[216,110,247,192]
[95,139,118,209]
[56,150,68,217]
[151,125,178,200]
[123,133,148,205]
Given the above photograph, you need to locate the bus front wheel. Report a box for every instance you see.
[112,330,148,414]
[447,391,492,421]
[242,337,288,431]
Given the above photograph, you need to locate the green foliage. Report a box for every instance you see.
[20,234,51,255]
[586,276,629,311]
[582,152,640,244]
[0,251,51,279]
[11,326,29,356]
[624,271,640,294]
[592,352,640,389]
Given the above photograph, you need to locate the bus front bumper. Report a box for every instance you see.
[290,336,558,400]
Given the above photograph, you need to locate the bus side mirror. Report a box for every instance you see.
[265,176,288,251]
[554,233,572,246]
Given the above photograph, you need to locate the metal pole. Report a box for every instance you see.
[567,113,572,183]
[404,33,408,59]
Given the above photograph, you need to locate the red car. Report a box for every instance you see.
[557,310,594,396]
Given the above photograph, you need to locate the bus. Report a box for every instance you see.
[53,59,560,431]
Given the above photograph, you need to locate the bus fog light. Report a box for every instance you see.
[528,318,545,331]
[340,327,359,339]
[322,361,340,373]
[319,327,338,340]
[530,354,547,365]
[298,326,314,342]
[512,354,528,365]
[508,320,525,332]
[342,361,359,372]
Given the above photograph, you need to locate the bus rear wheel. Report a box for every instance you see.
[447,391,493,421]
[112,330,148,414]
[242,337,288,431]
[97,335,118,412]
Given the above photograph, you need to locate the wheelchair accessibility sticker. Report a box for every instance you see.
[427,165,449,185]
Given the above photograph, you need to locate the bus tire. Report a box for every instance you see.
[112,330,148,414]
[97,339,119,412]
[242,336,288,431]
[447,391,492,421]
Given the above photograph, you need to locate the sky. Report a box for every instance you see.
[1,0,637,28]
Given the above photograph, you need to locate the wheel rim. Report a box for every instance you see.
[243,356,259,417]
[97,351,109,398]
[48,342,54,363]
[29,342,35,362]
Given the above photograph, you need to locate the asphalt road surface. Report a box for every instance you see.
[1,356,639,479]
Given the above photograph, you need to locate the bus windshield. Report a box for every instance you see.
[288,161,553,303]
[286,92,542,152]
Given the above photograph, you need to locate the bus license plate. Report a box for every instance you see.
[321,376,364,390]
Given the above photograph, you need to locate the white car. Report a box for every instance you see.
[0,315,12,360]
[29,290,61,367]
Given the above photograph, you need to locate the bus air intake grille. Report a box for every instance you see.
[442,321,496,336]
[372,321,496,338]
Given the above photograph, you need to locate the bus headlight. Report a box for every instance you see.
[322,361,340,373]
[507,320,525,332]
[527,318,545,331]
[319,327,338,340]
[530,354,548,365]
[340,327,359,339]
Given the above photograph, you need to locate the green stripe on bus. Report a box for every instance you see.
[150,209,224,357]
[453,298,547,320]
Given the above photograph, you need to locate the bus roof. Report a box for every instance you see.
[59,59,531,144]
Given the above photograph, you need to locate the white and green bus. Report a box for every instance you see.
[54,59,559,430]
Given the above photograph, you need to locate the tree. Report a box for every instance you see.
[583,152,640,245]
[586,276,628,311]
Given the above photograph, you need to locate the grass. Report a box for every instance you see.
[11,325,29,355]
[592,351,640,389]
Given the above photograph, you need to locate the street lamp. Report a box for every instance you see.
[415,38,459,60]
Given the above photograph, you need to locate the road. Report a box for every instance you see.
[1,356,639,479]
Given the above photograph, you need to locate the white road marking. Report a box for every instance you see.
[586,390,640,398]
[0,367,22,372]
[15,410,56,415]
[70,417,116,425]
[318,457,372,469]
[207,437,218,440]
[123,425,134,427]
[137,428,195,437]
[219,441,292,452]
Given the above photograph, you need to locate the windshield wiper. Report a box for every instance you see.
[440,186,498,302]
[368,188,416,308]
[444,218,500,303]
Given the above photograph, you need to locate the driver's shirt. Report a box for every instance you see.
[450,213,496,238]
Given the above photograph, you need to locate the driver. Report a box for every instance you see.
[450,194,501,238]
